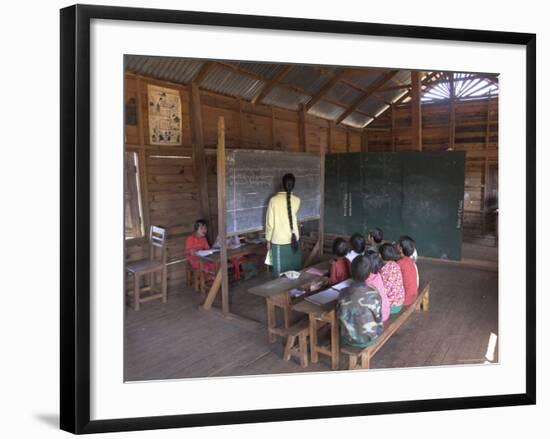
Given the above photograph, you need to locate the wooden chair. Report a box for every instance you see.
[126,226,167,310]
[185,260,200,292]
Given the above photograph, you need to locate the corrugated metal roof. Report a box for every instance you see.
[308,100,346,120]
[124,56,432,126]
[261,86,310,110]
[125,55,203,84]
[281,65,329,95]
[341,112,372,128]
[326,82,362,106]
[200,65,264,100]
[227,61,284,80]
[374,88,408,105]
[394,70,411,85]
[357,99,384,116]
[345,73,379,90]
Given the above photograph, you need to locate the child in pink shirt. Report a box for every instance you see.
[365,250,390,321]
[379,243,405,314]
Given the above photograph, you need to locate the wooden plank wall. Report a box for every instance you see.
[125,72,363,294]
[126,72,498,296]
[366,97,498,242]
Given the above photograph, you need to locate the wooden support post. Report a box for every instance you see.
[298,104,307,152]
[135,78,150,235]
[449,74,456,150]
[189,82,213,241]
[270,106,277,149]
[327,121,334,154]
[238,98,244,147]
[319,144,325,257]
[411,71,423,151]
[482,97,492,233]
[217,117,230,316]
[360,131,367,153]
[346,131,350,152]
[391,103,396,152]
[202,270,222,310]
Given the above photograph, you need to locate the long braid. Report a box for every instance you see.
[286,190,299,253]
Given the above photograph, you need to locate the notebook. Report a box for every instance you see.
[331,278,352,291]
[305,288,340,306]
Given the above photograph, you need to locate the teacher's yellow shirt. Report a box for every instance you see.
[265,192,301,245]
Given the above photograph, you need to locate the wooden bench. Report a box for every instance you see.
[281,319,310,368]
[341,281,431,370]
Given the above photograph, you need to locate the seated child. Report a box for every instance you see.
[366,227,384,252]
[329,238,351,285]
[397,235,419,306]
[185,219,215,272]
[337,255,384,348]
[379,243,405,314]
[364,250,390,322]
[345,233,366,264]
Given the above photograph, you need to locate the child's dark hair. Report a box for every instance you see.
[369,227,383,244]
[379,242,401,262]
[282,173,299,253]
[194,219,207,231]
[399,235,416,257]
[349,233,366,254]
[365,250,384,274]
[351,255,372,282]
[332,238,349,257]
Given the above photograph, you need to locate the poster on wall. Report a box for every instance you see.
[147,84,182,145]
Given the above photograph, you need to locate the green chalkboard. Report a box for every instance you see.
[324,151,465,260]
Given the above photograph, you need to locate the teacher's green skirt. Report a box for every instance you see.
[271,243,302,277]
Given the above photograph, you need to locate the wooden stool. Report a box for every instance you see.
[126,226,167,311]
[281,319,310,368]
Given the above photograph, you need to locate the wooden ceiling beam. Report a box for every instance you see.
[365,71,440,126]
[305,69,349,111]
[192,61,215,85]
[335,70,400,125]
[251,65,293,104]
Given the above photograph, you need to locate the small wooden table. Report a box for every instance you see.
[198,242,266,295]
[292,290,340,370]
[248,261,330,342]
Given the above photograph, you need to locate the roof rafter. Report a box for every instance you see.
[251,65,293,104]
[305,69,349,111]
[335,70,400,125]
[365,71,441,127]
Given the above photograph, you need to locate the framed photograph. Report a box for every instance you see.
[60,4,536,434]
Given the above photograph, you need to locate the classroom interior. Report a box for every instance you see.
[124,57,498,381]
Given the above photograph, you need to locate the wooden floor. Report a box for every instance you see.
[124,244,498,381]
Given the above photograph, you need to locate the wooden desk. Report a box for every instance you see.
[292,291,340,370]
[200,243,266,306]
[248,261,330,342]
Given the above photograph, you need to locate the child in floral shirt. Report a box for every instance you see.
[379,243,405,314]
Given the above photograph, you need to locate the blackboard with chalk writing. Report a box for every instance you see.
[324,151,465,260]
[225,149,321,235]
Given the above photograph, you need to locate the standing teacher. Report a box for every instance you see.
[265,173,302,276]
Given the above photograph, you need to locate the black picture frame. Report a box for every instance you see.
[60,4,536,434]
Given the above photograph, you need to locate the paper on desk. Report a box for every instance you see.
[305,288,340,305]
[195,249,219,257]
[279,270,300,279]
[331,278,352,291]
[290,288,306,298]
[305,267,325,276]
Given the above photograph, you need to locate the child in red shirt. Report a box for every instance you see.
[185,219,214,271]
[329,238,351,285]
[397,235,419,306]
